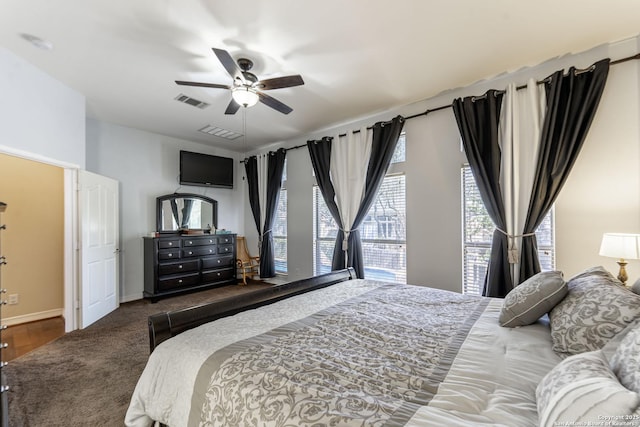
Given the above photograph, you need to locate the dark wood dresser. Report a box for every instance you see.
[143,233,237,302]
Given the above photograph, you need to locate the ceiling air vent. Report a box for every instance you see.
[175,93,210,109]
[198,125,243,141]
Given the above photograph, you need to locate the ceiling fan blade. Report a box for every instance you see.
[224,99,241,115]
[212,48,245,83]
[175,80,230,90]
[257,92,293,114]
[255,75,304,90]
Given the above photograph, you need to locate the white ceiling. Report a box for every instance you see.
[2,1,640,152]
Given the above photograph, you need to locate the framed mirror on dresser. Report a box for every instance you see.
[156,193,218,234]
[144,194,236,302]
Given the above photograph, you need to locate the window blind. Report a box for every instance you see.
[462,165,555,295]
[313,174,407,283]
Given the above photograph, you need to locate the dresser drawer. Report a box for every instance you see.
[217,235,234,245]
[217,244,233,255]
[158,272,200,292]
[158,239,180,249]
[202,268,234,284]
[202,255,235,269]
[183,237,217,247]
[158,259,199,276]
[158,249,180,260]
[182,246,217,258]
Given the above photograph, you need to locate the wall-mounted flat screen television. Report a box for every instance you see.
[179,150,234,189]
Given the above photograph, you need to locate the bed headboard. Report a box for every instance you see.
[148,268,356,352]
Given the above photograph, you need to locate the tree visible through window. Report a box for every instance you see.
[313,134,407,283]
[462,165,555,295]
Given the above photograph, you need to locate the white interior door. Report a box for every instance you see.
[78,170,119,328]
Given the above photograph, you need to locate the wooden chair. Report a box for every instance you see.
[236,236,260,285]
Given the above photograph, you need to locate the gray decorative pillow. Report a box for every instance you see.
[549,266,640,356]
[602,318,640,363]
[499,271,567,327]
[610,322,640,394]
[536,350,640,426]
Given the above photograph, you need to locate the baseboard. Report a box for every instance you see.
[120,292,143,303]
[3,308,64,326]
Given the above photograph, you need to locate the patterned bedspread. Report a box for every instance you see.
[126,280,560,427]
[189,284,486,426]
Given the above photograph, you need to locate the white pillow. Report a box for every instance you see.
[499,271,566,327]
[536,350,640,427]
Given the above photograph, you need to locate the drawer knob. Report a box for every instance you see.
[209,249,213,253]
[217,272,221,276]
[178,279,183,283]
[188,241,193,245]
[168,253,173,257]
[188,251,193,255]
[209,239,213,243]
[217,259,221,264]
[168,242,173,246]
[178,265,183,269]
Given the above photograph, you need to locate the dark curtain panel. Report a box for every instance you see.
[307,137,345,272]
[180,199,194,229]
[244,156,261,234]
[170,199,179,228]
[346,116,405,278]
[453,90,511,297]
[519,59,610,283]
[259,148,287,278]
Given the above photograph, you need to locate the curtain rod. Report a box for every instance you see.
[244,51,640,160]
[390,52,640,125]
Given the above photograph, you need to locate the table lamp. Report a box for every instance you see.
[599,233,640,286]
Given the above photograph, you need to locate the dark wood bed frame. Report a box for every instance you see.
[148,268,356,352]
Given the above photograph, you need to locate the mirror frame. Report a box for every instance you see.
[156,193,218,234]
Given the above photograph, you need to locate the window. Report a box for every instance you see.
[313,134,407,283]
[273,162,287,274]
[462,165,555,295]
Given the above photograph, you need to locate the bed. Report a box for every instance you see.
[126,267,640,427]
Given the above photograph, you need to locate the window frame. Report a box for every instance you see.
[312,133,407,283]
[272,162,288,274]
[461,164,555,295]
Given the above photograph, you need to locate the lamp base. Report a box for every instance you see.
[617,259,628,285]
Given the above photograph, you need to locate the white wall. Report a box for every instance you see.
[86,119,246,301]
[0,47,85,168]
[256,36,640,292]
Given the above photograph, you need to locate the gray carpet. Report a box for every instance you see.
[5,281,273,426]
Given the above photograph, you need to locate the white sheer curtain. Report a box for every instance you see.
[499,79,546,284]
[330,126,373,263]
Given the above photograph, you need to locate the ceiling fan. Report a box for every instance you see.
[175,48,304,115]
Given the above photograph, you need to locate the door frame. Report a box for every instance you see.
[0,145,79,332]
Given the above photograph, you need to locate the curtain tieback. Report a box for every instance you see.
[339,228,358,251]
[495,228,537,264]
[257,229,272,251]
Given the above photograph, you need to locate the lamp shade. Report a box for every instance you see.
[231,86,259,107]
[599,233,640,260]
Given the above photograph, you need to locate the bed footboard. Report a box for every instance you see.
[148,268,355,352]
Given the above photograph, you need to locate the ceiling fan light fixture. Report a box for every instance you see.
[231,86,259,108]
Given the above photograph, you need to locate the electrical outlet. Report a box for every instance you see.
[8,294,18,305]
